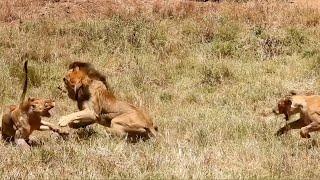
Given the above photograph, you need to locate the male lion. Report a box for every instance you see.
[274,93,320,138]
[58,62,158,141]
[1,61,68,149]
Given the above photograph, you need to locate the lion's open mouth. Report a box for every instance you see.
[42,110,51,117]
[43,107,54,117]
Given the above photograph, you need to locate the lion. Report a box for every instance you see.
[273,90,315,121]
[274,93,320,138]
[1,61,68,149]
[58,61,158,141]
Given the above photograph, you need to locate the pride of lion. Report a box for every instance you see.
[0,61,158,149]
[3,60,320,150]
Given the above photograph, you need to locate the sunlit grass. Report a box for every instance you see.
[0,0,320,178]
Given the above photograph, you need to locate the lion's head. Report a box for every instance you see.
[273,96,305,120]
[23,97,55,117]
[63,66,88,101]
[63,61,111,101]
[68,61,108,87]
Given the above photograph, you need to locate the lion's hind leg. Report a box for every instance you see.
[1,110,16,142]
[105,123,127,138]
[105,124,148,142]
[106,117,150,141]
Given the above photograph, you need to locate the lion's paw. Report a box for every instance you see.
[58,117,70,127]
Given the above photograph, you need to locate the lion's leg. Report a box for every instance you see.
[106,116,147,139]
[1,112,15,142]
[106,123,150,142]
[15,126,31,150]
[105,123,127,137]
[41,120,62,132]
[275,118,306,136]
[39,121,69,136]
[68,120,95,129]
[300,122,320,138]
[39,125,50,131]
[58,109,97,127]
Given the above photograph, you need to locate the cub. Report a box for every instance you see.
[1,61,68,149]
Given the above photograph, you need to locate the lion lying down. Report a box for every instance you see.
[58,62,158,141]
[274,92,320,138]
[2,98,68,149]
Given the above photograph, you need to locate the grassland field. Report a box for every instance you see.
[0,0,320,179]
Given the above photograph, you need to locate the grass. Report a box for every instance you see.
[0,0,320,178]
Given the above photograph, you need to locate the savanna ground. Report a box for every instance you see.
[0,0,320,178]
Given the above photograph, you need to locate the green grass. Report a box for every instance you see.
[0,1,320,178]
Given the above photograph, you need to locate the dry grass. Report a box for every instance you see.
[0,0,320,179]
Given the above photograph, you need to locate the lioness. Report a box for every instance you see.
[58,62,158,141]
[273,90,315,121]
[1,61,68,149]
[274,94,320,138]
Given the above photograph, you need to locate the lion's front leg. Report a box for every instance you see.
[275,118,306,136]
[15,126,31,150]
[39,120,69,137]
[58,109,97,128]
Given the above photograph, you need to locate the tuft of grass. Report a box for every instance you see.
[201,63,234,87]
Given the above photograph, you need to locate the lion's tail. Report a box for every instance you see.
[20,60,28,105]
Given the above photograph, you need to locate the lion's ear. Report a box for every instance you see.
[284,98,292,106]
[28,97,35,102]
[289,90,297,95]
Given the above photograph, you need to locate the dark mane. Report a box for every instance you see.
[68,61,111,90]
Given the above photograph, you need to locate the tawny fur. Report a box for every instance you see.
[58,62,158,141]
[274,94,320,138]
[273,90,316,121]
[1,61,68,150]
